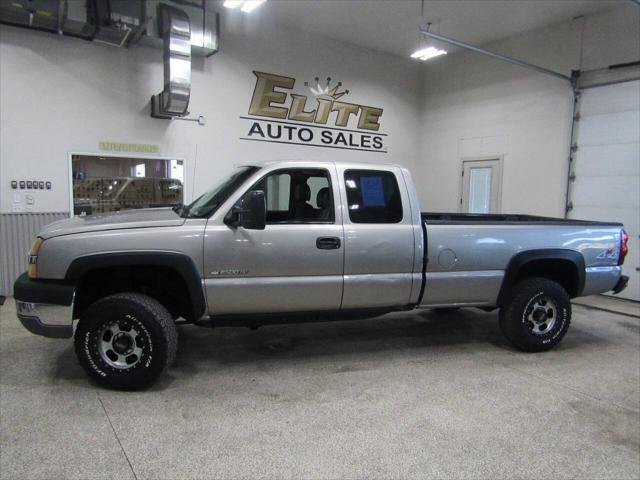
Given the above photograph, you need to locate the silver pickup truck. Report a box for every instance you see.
[14,160,630,389]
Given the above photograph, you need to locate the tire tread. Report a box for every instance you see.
[499,277,571,352]
[74,292,178,389]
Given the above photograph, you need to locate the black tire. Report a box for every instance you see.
[499,277,571,352]
[75,293,178,390]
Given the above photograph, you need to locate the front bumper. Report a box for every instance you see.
[13,273,75,339]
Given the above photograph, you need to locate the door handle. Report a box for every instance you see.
[316,236,341,250]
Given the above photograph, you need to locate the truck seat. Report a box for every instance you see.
[293,183,315,220]
[316,187,332,220]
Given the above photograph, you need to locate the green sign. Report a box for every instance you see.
[99,142,160,154]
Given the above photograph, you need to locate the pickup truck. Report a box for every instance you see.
[14,160,630,390]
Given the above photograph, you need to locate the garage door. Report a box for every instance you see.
[569,80,640,301]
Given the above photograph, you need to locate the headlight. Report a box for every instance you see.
[28,237,44,279]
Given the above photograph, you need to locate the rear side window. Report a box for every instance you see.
[344,170,403,223]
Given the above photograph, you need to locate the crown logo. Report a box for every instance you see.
[304,76,349,100]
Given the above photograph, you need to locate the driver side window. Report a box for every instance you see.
[250,169,334,224]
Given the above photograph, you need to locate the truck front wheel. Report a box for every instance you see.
[499,277,571,352]
[74,293,178,390]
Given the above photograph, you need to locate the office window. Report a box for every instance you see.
[71,154,184,215]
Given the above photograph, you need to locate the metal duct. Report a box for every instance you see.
[0,0,63,33]
[1,0,218,118]
[93,0,145,47]
[63,0,96,38]
[151,4,191,118]
[0,0,218,55]
[0,0,96,38]
[143,1,219,58]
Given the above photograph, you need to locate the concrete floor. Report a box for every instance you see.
[1,298,638,480]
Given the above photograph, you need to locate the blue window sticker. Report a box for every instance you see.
[360,176,385,207]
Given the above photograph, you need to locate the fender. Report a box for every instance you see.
[66,252,206,320]
[497,249,586,306]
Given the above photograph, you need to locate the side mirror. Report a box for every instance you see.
[225,190,266,230]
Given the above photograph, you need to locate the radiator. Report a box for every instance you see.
[0,212,69,296]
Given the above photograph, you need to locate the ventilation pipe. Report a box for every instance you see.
[151,4,191,118]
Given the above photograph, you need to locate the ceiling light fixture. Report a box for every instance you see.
[411,1,447,62]
[223,0,267,13]
[241,0,266,12]
[411,46,447,61]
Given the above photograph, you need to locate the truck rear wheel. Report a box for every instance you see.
[499,277,571,352]
[74,293,178,390]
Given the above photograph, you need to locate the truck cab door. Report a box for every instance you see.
[336,166,418,309]
[203,165,344,315]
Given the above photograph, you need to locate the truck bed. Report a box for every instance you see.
[419,212,624,307]
[422,212,623,226]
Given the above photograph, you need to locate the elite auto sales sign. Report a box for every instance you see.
[240,71,387,153]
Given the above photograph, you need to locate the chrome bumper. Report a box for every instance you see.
[16,300,74,338]
[13,272,76,339]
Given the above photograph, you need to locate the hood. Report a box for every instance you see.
[39,208,186,239]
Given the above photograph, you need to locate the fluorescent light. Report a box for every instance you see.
[223,0,267,13]
[241,0,266,12]
[410,46,447,61]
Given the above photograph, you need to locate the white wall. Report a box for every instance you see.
[415,4,640,216]
[1,4,638,217]
[0,17,422,213]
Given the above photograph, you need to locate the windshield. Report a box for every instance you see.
[182,166,259,218]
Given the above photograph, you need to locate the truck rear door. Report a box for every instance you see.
[335,165,418,309]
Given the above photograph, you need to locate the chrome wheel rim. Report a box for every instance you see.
[526,295,557,335]
[98,320,145,369]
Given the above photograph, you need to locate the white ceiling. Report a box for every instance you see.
[219,0,629,58]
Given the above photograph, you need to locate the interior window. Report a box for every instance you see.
[249,169,334,223]
[344,169,403,223]
[71,154,184,216]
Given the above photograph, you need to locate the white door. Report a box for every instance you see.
[461,158,502,213]
[569,80,640,301]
